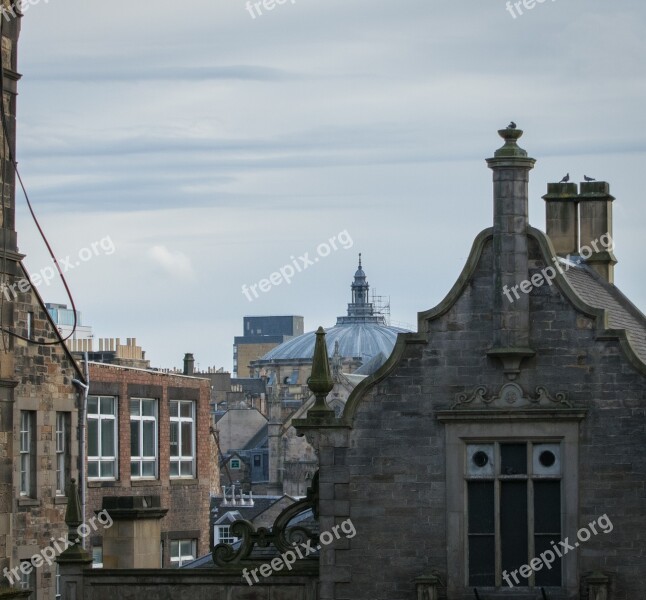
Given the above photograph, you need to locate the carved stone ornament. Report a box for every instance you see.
[453,382,571,409]
[212,471,319,566]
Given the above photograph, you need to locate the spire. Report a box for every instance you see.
[336,256,385,325]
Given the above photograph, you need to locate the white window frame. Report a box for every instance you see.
[92,545,103,569]
[169,539,196,567]
[216,525,238,545]
[87,396,118,480]
[169,400,195,478]
[19,411,34,497]
[130,398,158,479]
[55,412,68,495]
[19,562,34,598]
[230,458,240,470]
[55,564,61,599]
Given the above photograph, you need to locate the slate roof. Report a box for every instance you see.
[231,378,267,395]
[210,494,291,523]
[562,260,646,364]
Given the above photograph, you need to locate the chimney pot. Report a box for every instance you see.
[183,353,195,375]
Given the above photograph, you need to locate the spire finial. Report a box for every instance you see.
[358,253,362,268]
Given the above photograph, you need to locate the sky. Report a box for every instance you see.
[12,0,646,371]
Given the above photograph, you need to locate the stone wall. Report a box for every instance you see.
[318,233,646,600]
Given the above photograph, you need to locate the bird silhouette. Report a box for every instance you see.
[584,175,596,182]
[559,173,570,183]
[507,121,517,129]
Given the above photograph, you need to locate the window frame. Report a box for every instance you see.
[130,397,158,479]
[442,419,580,597]
[169,538,197,567]
[169,399,195,479]
[216,525,238,545]
[87,395,119,480]
[55,411,71,496]
[19,410,36,497]
[465,441,563,588]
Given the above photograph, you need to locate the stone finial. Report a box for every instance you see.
[493,125,528,158]
[307,327,334,413]
[57,479,92,564]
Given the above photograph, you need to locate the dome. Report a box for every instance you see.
[259,321,408,364]
[253,255,410,372]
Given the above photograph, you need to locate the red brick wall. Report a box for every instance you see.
[85,363,214,565]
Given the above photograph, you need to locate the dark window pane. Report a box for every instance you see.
[88,397,98,414]
[501,481,528,586]
[101,420,115,456]
[534,481,561,534]
[101,461,114,478]
[88,420,99,456]
[170,422,179,457]
[181,422,192,456]
[468,481,494,534]
[535,535,562,586]
[143,421,155,456]
[100,397,114,415]
[501,443,527,475]
[131,422,139,457]
[468,535,495,586]
[170,401,178,418]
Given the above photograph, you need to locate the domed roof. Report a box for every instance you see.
[253,256,410,370]
[259,321,408,364]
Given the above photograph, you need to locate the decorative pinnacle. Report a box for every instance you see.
[358,253,362,268]
[493,124,528,158]
[307,326,334,413]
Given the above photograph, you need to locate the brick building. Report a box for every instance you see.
[84,361,217,569]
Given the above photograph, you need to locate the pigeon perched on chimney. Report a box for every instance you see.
[559,173,570,183]
[584,175,596,182]
[507,121,517,129]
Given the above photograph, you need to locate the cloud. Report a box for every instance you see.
[147,245,195,281]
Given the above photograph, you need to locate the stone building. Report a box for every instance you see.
[83,361,216,569]
[296,126,646,600]
[0,6,84,599]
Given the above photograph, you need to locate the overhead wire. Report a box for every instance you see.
[0,6,78,346]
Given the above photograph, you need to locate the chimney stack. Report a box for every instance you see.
[578,181,616,283]
[486,126,536,350]
[183,353,195,375]
[543,183,579,256]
